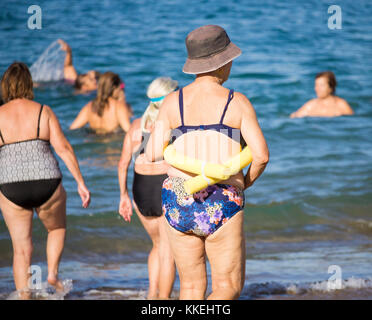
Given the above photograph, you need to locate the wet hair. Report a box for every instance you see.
[316,71,337,95]
[74,73,86,90]
[94,71,101,81]
[74,71,101,90]
[1,62,34,103]
[140,77,179,132]
[92,71,121,117]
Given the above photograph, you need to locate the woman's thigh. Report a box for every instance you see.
[205,210,245,291]
[133,201,161,243]
[164,218,206,288]
[0,191,33,247]
[35,183,66,231]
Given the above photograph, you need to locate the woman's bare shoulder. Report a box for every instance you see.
[158,90,180,124]
[231,91,256,115]
[304,98,318,107]
[127,117,142,135]
[335,96,354,114]
[126,117,143,143]
[40,104,54,118]
[131,117,142,128]
[162,90,179,110]
[335,96,349,106]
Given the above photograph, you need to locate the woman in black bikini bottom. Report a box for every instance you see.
[118,77,178,299]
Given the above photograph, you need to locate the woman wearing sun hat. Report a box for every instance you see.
[146,25,269,299]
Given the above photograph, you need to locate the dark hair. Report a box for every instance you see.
[315,71,337,95]
[74,71,101,90]
[74,73,86,90]
[92,71,121,117]
[1,62,34,103]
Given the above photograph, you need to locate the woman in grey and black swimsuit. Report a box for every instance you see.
[0,62,90,299]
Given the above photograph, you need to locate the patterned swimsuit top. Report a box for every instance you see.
[0,104,62,185]
[170,87,246,148]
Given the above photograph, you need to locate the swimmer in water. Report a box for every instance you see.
[58,39,100,93]
[290,71,354,118]
[69,71,131,133]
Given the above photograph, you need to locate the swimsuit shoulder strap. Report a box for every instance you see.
[36,104,44,138]
[179,87,185,126]
[0,129,4,144]
[220,89,234,124]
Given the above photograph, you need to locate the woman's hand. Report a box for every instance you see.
[119,192,133,222]
[58,39,71,52]
[78,182,91,208]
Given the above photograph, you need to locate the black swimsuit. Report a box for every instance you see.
[132,131,167,217]
[0,104,62,208]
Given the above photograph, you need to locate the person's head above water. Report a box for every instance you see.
[74,70,100,92]
[183,25,241,83]
[315,71,337,99]
[92,71,123,117]
[140,77,179,132]
[1,62,34,103]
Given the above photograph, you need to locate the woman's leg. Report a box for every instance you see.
[0,191,34,298]
[133,201,161,299]
[158,218,175,299]
[35,183,66,291]
[205,210,245,300]
[164,218,207,300]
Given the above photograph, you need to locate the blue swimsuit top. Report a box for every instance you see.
[171,87,246,148]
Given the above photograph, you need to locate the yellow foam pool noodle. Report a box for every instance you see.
[163,143,253,194]
[184,146,253,194]
[163,144,231,180]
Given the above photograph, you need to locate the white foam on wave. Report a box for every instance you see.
[308,276,372,293]
[243,277,372,298]
[6,279,73,300]
[354,219,372,230]
[84,288,147,300]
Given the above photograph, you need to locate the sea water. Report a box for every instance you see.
[0,0,371,299]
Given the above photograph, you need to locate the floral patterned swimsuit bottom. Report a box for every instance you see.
[162,177,245,237]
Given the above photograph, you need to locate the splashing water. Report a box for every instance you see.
[30,40,66,82]
[6,279,73,300]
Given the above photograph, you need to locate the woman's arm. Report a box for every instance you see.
[145,93,174,162]
[46,105,90,207]
[69,102,90,130]
[58,39,78,81]
[339,98,354,115]
[115,100,131,133]
[237,93,269,190]
[290,99,314,118]
[118,119,142,221]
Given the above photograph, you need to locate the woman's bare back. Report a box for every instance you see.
[0,99,50,144]
[166,83,246,190]
[88,97,120,133]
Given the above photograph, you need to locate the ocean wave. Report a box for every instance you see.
[241,277,372,299]
[6,279,73,300]
[83,288,147,300]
